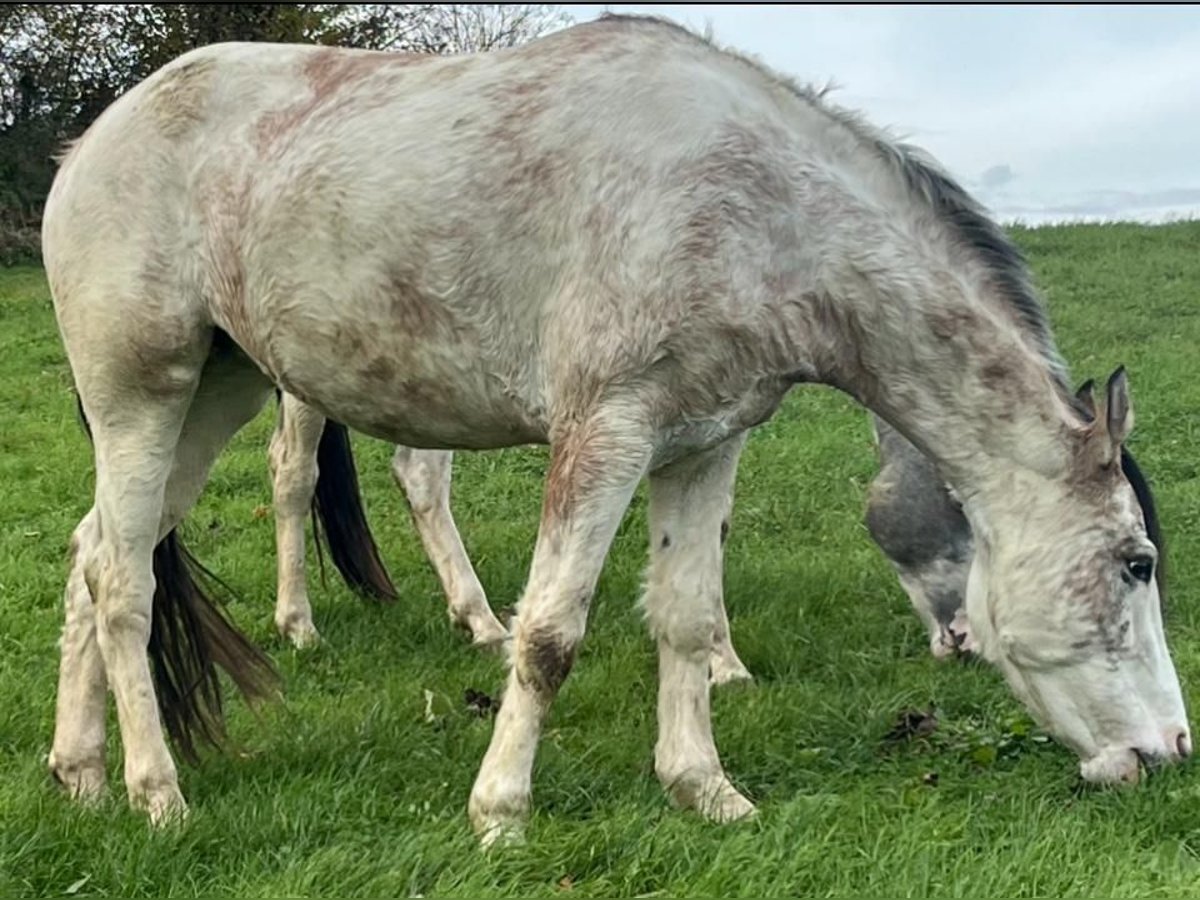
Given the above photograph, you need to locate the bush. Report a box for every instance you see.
[0,220,42,266]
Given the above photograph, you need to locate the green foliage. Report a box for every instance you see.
[2,222,1200,896]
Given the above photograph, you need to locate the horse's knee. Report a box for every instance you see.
[514,621,578,697]
[392,450,449,517]
[646,595,717,657]
[644,554,720,655]
[88,550,153,644]
[273,457,317,512]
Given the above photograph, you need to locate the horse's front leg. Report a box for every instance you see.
[468,406,652,846]
[645,434,756,821]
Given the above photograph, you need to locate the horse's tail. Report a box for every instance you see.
[76,394,280,765]
[149,533,280,764]
[311,419,398,602]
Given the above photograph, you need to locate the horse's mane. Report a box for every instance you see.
[1121,446,1167,605]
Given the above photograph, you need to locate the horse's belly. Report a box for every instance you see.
[258,317,547,450]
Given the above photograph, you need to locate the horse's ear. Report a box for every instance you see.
[1074,379,1097,421]
[1104,366,1133,445]
[1082,368,1133,469]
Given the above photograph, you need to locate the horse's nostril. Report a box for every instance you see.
[1177,732,1193,759]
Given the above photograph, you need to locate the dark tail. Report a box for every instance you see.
[74,393,280,765]
[311,419,398,601]
[150,533,281,764]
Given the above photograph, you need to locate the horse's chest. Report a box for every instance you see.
[652,377,789,468]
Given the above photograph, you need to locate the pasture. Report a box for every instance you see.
[2,221,1200,896]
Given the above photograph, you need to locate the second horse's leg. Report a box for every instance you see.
[391,447,508,648]
[269,394,325,647]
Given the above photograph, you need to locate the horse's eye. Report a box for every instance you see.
[1125,556,1154,585]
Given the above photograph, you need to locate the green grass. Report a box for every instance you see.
[3,222,1200,897]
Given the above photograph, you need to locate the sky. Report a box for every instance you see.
[566,5,1200,225]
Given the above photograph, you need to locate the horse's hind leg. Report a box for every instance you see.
[269,394,325,648]
[49,509,107,802]
[59,334,272,822]
[391,447,508,648]
[645,434,755,822]
[68,361,205,822]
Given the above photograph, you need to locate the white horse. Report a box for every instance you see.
[267,391,753,683]
[42,15,1188,843]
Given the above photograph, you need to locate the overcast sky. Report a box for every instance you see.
[568,5,1200,225]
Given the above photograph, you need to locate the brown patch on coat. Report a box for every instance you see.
[516,626,577,696]
[671,124,793,281]
[1060,538,1131,656]
[481,77,556,172]
[362,355,396,385]
[979,359,1015,391]
[385,266,461,341]
[923,305,980,343]
[255,49,437,156]
[200,173,259,358]
[541,421,618,526]
[677,205,724,266]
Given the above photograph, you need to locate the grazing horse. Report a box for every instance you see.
[865,384,1168,661]
[268,391,754,683]
[42,14,1188,842]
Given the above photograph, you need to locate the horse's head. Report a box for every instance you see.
[964,368,1188,784]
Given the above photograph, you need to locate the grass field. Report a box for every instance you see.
[2,222,1200,898]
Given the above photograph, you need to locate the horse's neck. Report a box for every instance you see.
[811,269,1073,501]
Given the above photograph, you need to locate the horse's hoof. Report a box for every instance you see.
[706,787,758,824]
[131,781,188,827]
[277,616,321,649]
[468,783,529,849]
[470,621,511,652]
[49,754,106,804]
[474,813,526,849]
[663,769,757,824]
[709,654,753,686]
[454,607,510,652]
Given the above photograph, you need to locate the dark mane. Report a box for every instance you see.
[1121,447,1168,607]
[873,141,1065,381]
